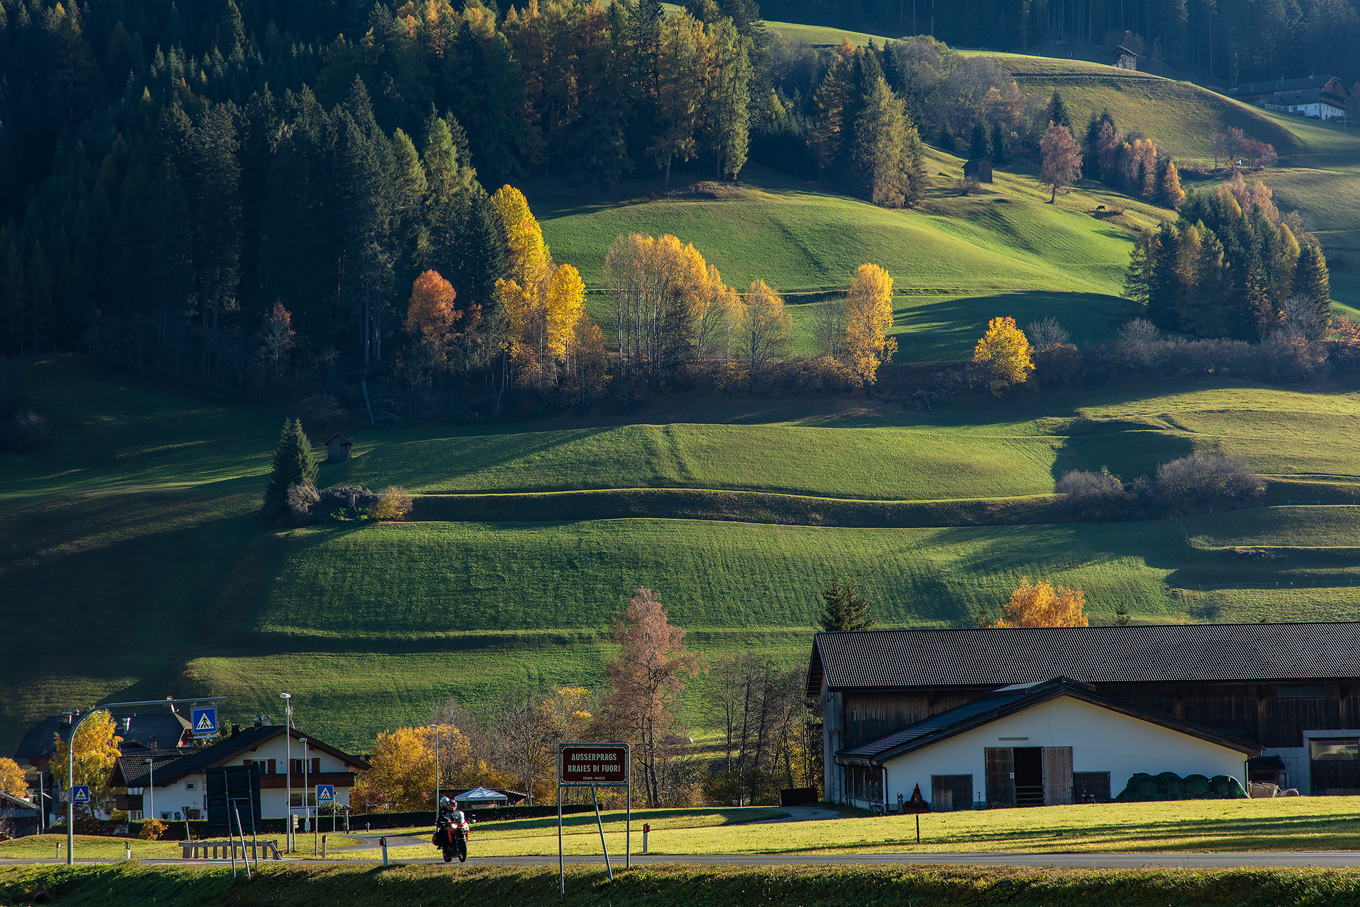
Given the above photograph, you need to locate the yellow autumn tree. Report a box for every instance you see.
[972,316,1034,395]
[0,757,27,799]
[51,710,123,823]
[740,279,792,389]
[842,263,897,395]
[491,185,598,386]
[544,263,586,363]
[351,725,471,812]
[993,578,1088,628]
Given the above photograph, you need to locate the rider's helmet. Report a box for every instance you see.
[439,796,452,807]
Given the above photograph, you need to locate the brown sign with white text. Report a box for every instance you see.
[559,743,630,786]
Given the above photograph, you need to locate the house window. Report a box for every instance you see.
[185,782,195,790]
[1280,684,1328,699]
[1310,739,1359,761]
[289,792,318,807]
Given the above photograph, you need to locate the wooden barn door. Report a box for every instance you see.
[984,747,1015,807]
[1042,747,1074,806]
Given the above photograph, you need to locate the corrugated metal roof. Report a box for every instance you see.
[1232,76,1344,95]
[810,622,1360,694]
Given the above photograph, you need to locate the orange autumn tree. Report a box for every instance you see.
[404,270,463,366]
[993,578,1088,628]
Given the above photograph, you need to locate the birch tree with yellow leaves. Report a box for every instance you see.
[842,263,897,396]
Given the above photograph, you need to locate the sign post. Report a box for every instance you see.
[315,785,334,854]
[557,742,630,900]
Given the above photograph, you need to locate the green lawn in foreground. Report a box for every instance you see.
[0,834,184,860]
[345,797,1360,857]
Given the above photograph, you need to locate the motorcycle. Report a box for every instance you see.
[434,815,471,863]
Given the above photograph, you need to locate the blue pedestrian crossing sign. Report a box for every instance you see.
[191,707,218,737]
[315,784,335,804]
[71,785,91,804]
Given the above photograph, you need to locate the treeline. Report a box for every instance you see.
[757,0,1360,88]
[1125,174,1331,342]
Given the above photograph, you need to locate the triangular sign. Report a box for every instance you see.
[196,713,214,730]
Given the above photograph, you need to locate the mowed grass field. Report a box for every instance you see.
[4,359,1360,752]
[346,797,1360,857]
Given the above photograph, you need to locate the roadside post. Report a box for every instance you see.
[315,785,334,854]
[557,742,630,901]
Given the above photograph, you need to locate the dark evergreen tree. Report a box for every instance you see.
[1045,90,1071,131]
[264,417,317,514]
[989,121,1008,166]
[819,580,874,632]
[968,121,991,160]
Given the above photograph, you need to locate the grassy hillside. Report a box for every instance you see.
[4,359,1360,753]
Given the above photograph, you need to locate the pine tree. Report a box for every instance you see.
[819,579,874,632]
[264,418,318,514]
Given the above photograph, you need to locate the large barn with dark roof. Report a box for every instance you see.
[807,623,1360,810]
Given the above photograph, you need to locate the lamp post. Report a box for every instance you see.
[280,693,292,852]
[300,738,309,841]
[429,725,440,818]
[144,758,155,825]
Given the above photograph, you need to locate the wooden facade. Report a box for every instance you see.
[840,680,1360,752]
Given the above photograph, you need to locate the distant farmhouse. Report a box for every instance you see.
[14,708,194,772]
[1230,76,1349,121]
[808,623,1360,811]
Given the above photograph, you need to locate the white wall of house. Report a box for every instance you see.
[140,736,356,821]
[870,696,1249,809]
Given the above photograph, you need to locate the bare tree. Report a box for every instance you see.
[1040,123,1081,203]
[813,297,846,359]
[1025,317,1069,353]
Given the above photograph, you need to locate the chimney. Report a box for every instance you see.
[231,725,241,738]
[122,717,132,733]
[149,736,157,749]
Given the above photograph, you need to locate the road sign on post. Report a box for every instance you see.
[558,742,631,901]
[316,784,334,804]
[191,707,219,738]
[71,785,91,804]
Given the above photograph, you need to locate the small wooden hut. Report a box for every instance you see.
[963,158,993,183]
[324,433,353,463]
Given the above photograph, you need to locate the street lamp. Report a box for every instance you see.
[144,758,155,824]
[280,693,292,852]
[429,725,440,819]
[300,738,309,841]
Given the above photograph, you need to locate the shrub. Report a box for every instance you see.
[370,486,413,521]
[1156,453,1266,513]
[1055,466,1128,520]
[140,818,167,840]
[0,409,49,451]
[286,481,321,524]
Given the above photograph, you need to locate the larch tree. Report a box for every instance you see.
[819,580,874,631]
[1039,122,1081,203]
[600,588,705,807]
[842,263,897,396]
[702,17,751,179]
[972,315,1034,395]
[649,11,706,187]
[50,710,122,825]
[992,578,1088,628]
[739,279,791,389]
[264,418,318,515]
[852,76,922,209]
[404,269,463,369]
[1161,158,1185,209]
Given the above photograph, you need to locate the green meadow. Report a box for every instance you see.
[4,357,1360,753]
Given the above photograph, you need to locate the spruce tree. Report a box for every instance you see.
[1294,244,1332,333]
[1045,90,1072,131]
[264,418,318,514]
[989,122,1008,166]
[968,121,991,160]
[819,580,874,632]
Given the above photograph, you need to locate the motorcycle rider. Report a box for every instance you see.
[434,796,469,861]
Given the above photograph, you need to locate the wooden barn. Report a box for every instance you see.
[808,623,1360,810]
[963,158,993,183]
